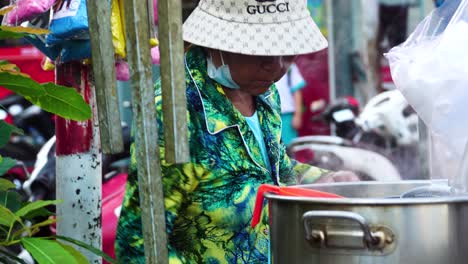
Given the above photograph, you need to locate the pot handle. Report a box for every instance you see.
[302,210,379,246]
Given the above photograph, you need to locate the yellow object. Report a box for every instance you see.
[118,0,126,39]
[150,38,159,47]
[111,0,126,59]
[0,5,15,16]
[41,58,55,71]
[82,59,92,65]
[1,25,49,35]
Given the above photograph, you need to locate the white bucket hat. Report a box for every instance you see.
[183,0,328,56]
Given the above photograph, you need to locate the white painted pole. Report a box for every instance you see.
[55,64,102,264]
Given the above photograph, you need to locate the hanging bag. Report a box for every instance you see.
[386,0,468,182]
[5,0,55,25]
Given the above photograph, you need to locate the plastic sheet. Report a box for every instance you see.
[386,0,468,188]
[5,0,55,25]
[60,40,91,63]
[47,0,89,44]
[24,35,61,60]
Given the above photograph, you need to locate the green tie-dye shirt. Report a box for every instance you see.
[115,46,327,264]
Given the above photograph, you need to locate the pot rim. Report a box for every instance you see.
[264,180,468,205]
[264,193,468,205]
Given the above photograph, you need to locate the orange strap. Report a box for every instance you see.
[251,184,342,228]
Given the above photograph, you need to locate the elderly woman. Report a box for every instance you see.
[116,0,357,263]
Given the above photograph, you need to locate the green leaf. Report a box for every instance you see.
[0,72,91,121]
[0,24,49,40]
[0,157,16,176]
[56,236,119,264]
[0,29,27,40]
[0,121,23,147]
[0,205,16,227]
[15,200,62,218]
[0,71,45,98]
[1,121,23,134]
[0,26,49,35]
[0,62,28,76]
[21,238,79,264]
[0,190,22,212]
[22,207,54,221]
[0,178,15,191]
[57,242,89,264]
[0,61,21,75]
[39,83,91,121]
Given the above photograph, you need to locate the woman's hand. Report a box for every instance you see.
[315,170,360,183]
[292,112,302,130]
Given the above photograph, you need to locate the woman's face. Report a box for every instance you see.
[208,49,296,95]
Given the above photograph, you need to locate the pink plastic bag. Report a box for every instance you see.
[151,46,160,65]
[115,60,130,81]
[6,0,55,25]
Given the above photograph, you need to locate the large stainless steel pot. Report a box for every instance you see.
[265,180,468,264]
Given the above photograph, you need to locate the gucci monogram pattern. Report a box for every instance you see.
[183,0,328,56]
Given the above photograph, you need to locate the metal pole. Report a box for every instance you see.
[86,0,123,155]
[55,63,102,263]
[158,0,189,164]
[121,1,168,263]
[329,0,354,98]
[326,0,336,102]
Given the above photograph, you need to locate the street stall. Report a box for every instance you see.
[2,0,468,263]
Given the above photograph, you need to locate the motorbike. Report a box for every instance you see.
[288,135,401,181]
[354,90,421,180]
[0,92,55,179]
[289,90,421,181]
[0,90,56,204]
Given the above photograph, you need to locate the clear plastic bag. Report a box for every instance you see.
[386,0,468,187]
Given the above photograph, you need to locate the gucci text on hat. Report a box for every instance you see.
[247,0,290,14]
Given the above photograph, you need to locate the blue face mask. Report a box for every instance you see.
[206,51,240,89]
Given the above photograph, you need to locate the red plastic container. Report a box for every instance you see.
[0,45,55,97]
